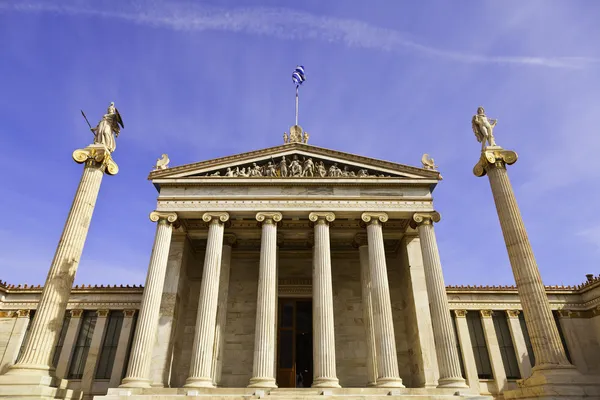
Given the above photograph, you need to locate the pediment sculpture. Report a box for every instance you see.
[200,154,392,178]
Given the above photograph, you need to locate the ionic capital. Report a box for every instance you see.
[256,212,283,225]
[150,211,178,224]
[97,309,110,318]
[361,212,388,225]
[123,309,137,318]
[506,309,520,319]
[353,233,368,248]
[480,309,493,318]
[17,309,31,318]
[309,212,336,225]
[202,212,230,225]
[70,309,83,318]
[454,309,467,318]
[410,212,441,229]
[473,147,518,178]
[72,144,119,175]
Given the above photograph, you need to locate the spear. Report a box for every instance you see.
[80,110,93,133]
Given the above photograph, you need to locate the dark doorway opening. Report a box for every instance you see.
[277,299,313,388]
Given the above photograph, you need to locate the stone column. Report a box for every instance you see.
[249,213,281,388]
[473,148,572,370]
[0,310,31,372]
[361,212,404,388]
[1,145,117,381]
[185,212,230,388]
[410,212,467,388]
[109,310,136,388]
[55,309,83,379]
[82,309,109,393]
[453,310,480,393]
[120,211,178,388]
[480,310,508,394]
[309,212,340,388]
[151,232,189,387]
[355,234,378,387]
[212,234,236,386]
[506,310,532,379]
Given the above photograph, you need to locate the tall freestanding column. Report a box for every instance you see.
[361,212,404,388]
[185,212,230,388]
[473,139,600,397]
[248,212,282,388]
[355,234,378,387]
[410,212,467,388]
[309,212,340,388]
[0,144,117,385]
[120,211,178,388]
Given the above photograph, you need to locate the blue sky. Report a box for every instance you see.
[1,1,599,286]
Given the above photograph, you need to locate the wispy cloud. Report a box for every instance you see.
[1,1,598,69]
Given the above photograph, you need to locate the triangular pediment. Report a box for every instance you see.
[149,143,441,181]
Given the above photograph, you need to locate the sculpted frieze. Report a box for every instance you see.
[198,153,393,179]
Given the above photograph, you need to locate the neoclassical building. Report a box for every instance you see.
[0,123,599,400]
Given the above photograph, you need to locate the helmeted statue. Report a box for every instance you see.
[472,106,497,151]
[91,102,124,152]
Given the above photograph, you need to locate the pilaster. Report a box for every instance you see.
[81,309,109,394]
[55,309,83,379]
[453,310,480,393]
[109,310,137,388]
[505,310,532,379]
[480,310,507,394]
[0,310,31,374]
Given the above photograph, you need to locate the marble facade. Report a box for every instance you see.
[1,142,599,399]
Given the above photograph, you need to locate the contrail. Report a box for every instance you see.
[1,1,597,69]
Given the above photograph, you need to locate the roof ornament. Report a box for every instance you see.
[154,153,170,170]
[285,65,309,144]
[421,154,438,170]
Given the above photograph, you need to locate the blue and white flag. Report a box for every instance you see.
[292,65,306,86]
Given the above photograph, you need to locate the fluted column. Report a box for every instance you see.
[185,212,230,388]
[361,212,404,388]
[474,148,572,370]
[212,234,236,386]
[248,212,281,388]
[120,211,178,388]
[3,145,117,378]
[410,212,467,388]
[309,212,340,388]
[355,234,378,386]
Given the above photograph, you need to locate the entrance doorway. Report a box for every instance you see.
[277,299,313,388]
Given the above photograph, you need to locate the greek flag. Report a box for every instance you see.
[292,65,306,86]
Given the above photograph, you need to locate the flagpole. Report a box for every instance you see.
[295,85,299,126]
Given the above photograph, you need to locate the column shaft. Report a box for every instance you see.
[121,211,177,388]
[109,310,136,388]
[310,213,340,388]
[212,240,233,386]
[185,213,229,388]
[9,160,106,375]
[82,310,109,393]
[484,161,570,368]
[454,311,480,392]
[55,310,83,379]
[362,213,404,388]
[505,310,532,379]
[358,243,378,386]
[249,213,280,388]
[413,214,466,388]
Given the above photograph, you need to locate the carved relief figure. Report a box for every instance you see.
[225,167,235,177]
[91,102,124,153]
[265,162,277,177]
[316,161,327,177]
[289,155,303,177]
[328,163,342,177]
[249,163,262,177]
[472,106,498,151]
[279,156,288,177]
[303,157,315,177]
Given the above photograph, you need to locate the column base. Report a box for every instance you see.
[0,374,81,399]
[437,376,468,388]
[248,377,277,388]
[312,377,341,388]
[185,377,216,388]
[504,366,600,400]
[374,377,405,388]
[119,376,152,388]
[3,363,53,376]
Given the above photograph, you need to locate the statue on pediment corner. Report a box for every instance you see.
[472,106,498,151]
